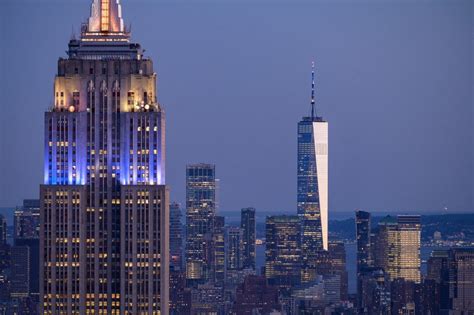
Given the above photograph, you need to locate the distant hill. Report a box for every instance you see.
[329,213,474,242]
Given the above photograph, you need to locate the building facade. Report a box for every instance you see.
[265,215,301,290]
[39,1,169,313]
[170,202,183,270]
[185,164,217,285]
[356,210,372,273]
[298,64,329,284]
[241,208,256,270]
[373,215,421,283]
[227,227,243,271]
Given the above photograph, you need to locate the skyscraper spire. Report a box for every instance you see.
[88,0,125,33]
[311,61,316,120]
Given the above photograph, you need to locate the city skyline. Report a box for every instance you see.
[0,1,472,314]
[1,0,473,215]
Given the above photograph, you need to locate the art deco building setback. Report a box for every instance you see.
[40,1,169,314]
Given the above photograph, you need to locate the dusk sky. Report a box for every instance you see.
[0,0,472,214]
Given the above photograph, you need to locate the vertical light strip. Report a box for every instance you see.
[101,0,110,32]
[313,121,329,251]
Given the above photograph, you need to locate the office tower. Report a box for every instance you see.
[298,63,329,284]
[231,275,281,314]
[185,164,217,285]
[14,200,40,297]
[14,200,40,239]
[355,210,372,272]
[39,1,169,313]
[427,250,450,311]
[0,215,8,274]
[170,202,183,270]
[390,278,419,314]
[265,215,301,290]
[359,268,391,314]
[190,283,225,314]
[449,247,474,313]
[241,207,256,270]
[227,227,243,271]
[356,210,372,310]
[213,216,226,285]
[373,215,421,283]
[396,215,421,283]
[0,215,6,246]
[328,241,348,301]
[10,246,29,298]
[169,269,191,315]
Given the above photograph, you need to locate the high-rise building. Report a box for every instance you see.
[449,247,474,313]
[298,63,329,283]
[212,216,226,285]
[185,164,217,285]
[170,202,183,270]
[356,210,373,309]
[231,275,281,314]
[328,241,348,301]
[0,215,6,247]
[14,200,40,297]
[39,1,169,313]
[265,215,301,290]
[14,200,40,240]
[427,250,450,311]
[227,227,243,271]
[0,215,8,274]
[396,215,421,283]
[10,246,29,298]
[373,215,421,283]
[355,210,372,273]
[241,207,256,270]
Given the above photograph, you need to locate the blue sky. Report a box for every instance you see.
[0,0,472,214]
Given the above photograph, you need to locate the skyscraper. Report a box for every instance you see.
[396,215,421,283]
[373,215,421,283]
[241,207,256,270]
[212,216,226,286]
[355,210,372,273]
[356,210,372,309]
[265,215,301,290]
[170,202,183,270]
[185,164,217,285]
[14,200,40,297]
[10,246,29,298]
[39,1,169,313]
[227,227,243,271]
[449,248,474,313]
[298,63,328,283]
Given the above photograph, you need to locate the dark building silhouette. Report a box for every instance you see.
[240,208,256,270]
[14,199,40,297]
[227,227,243,271]
[231,275,280,315]
[449,247,474,313]
[170,202,183,270]
[265,215,301,291]
[213,216,226,286]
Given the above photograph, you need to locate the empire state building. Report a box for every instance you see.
[39,1,169,314]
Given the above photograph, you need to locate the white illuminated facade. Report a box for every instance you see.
[313,121,328,250]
